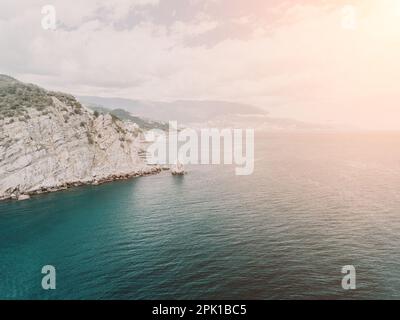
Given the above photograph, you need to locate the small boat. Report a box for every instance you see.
[171,161,185,175]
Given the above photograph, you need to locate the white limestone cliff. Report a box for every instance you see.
[0,77,160,201]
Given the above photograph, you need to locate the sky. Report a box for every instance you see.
[1,0,400,129]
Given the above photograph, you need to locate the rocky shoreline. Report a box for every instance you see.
[2,165,167,202]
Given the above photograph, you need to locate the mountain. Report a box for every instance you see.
[77,95,334,131]
[0,75,160,201]
[77,96,267,124]
[88,105,169,131]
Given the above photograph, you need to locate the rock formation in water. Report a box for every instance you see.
[171,161,185,175]
[0,75,160,201]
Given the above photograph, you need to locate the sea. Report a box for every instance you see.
[1,132,400,299]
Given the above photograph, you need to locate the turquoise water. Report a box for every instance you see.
[2,133,400,299]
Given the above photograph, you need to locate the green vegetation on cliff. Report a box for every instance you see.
[0,75,82,119]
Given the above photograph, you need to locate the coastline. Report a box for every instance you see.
[0,165,167,202]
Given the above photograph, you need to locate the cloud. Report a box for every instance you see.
[1,0,400,129]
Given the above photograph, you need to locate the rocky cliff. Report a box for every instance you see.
[0,75,159,201]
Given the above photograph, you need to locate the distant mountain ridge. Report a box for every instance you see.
[78,96,267,124]
[77,95,336,131]
[88,105,169,131]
